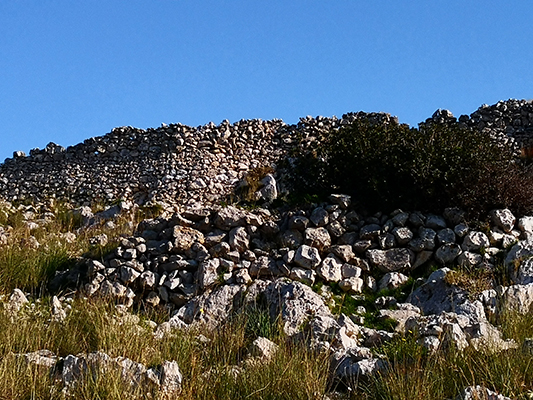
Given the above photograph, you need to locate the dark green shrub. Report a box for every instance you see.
[289,117,533,217]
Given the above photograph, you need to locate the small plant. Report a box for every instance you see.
[233,165,274,205]
[444,267,494,299]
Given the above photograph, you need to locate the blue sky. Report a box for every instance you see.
[1,1,532,162]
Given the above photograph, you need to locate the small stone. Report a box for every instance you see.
[289,267,316,285]
[304,227,331,251]
[378,272,409,291]
[294,245,321,269]
[316,254,343,282]
[436,228,456,245]
[490,209,516,233]
[339,277,364,294]
[341,263,362,279]
[392,226,413,245]
[461,231,490,252]
[359,224,381,240]
[310,207,329,227]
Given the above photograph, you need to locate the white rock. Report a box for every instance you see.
[249,337,279,360]
[316,254,343,282]
[378,272,409,291]
[289,267,316,285]
[490,208,516,233]
[339,277,364,294]
[294,245,321,269]
[461,231,490,252]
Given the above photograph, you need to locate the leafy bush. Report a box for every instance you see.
[289,118,533,217]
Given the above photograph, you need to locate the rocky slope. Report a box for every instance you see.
[2,99,533,398]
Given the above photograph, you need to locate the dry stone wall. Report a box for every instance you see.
[0,112,404,207]
[3,99,533,208]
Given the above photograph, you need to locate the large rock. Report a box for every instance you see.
[407,268,486,323]
[264,279,332,336]
[177,284,247,326]
[366,248,414,272]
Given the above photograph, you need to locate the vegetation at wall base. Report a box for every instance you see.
[289,117,533,218]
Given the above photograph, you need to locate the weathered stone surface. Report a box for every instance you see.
[329,194,351,209]
[338,277,364,294]
[435,243,462,265]
[436,228,456,245]
[341,263,362,279]
[378,272,409,291]
[310,207,329,227]
[250,256,277,278]
[197,258,220,290]
[160,360,183,395]
[279,229,303,249]
[518,216,533,233]
[316,254,343,282]
[490,208,516,233]
[329,245,355,263]
[7,288,28,314]
[249,337,279,360]
[173,226,204,252]
[366,248,414,272]
[392,226,413,245]
[264,280,332,336]
[288,216,309,231]
[294,245,321,270]
[378,303,420,333]
[461,231,490,252]
[178,284,245,326]
[359,224,381,240]
[408,269,486,323]
[256,174,277,203]
[303,227,331,251]
[501,284,533,314]
[457,251,483,267]
[457,385,512,400]
[228,227,249,252]
[425,214,447,230]
[289,267,316,285]
[331,349,387,380]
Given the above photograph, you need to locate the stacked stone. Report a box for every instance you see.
[0,112,401,208]
[424,99,533,156]
[81,193,531,313]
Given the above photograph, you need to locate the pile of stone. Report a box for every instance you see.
[81,194,530,312]
[60,192,532,382]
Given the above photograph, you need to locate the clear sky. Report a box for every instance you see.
[1,1,532,162]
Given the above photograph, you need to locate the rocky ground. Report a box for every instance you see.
[3,99,533,398]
